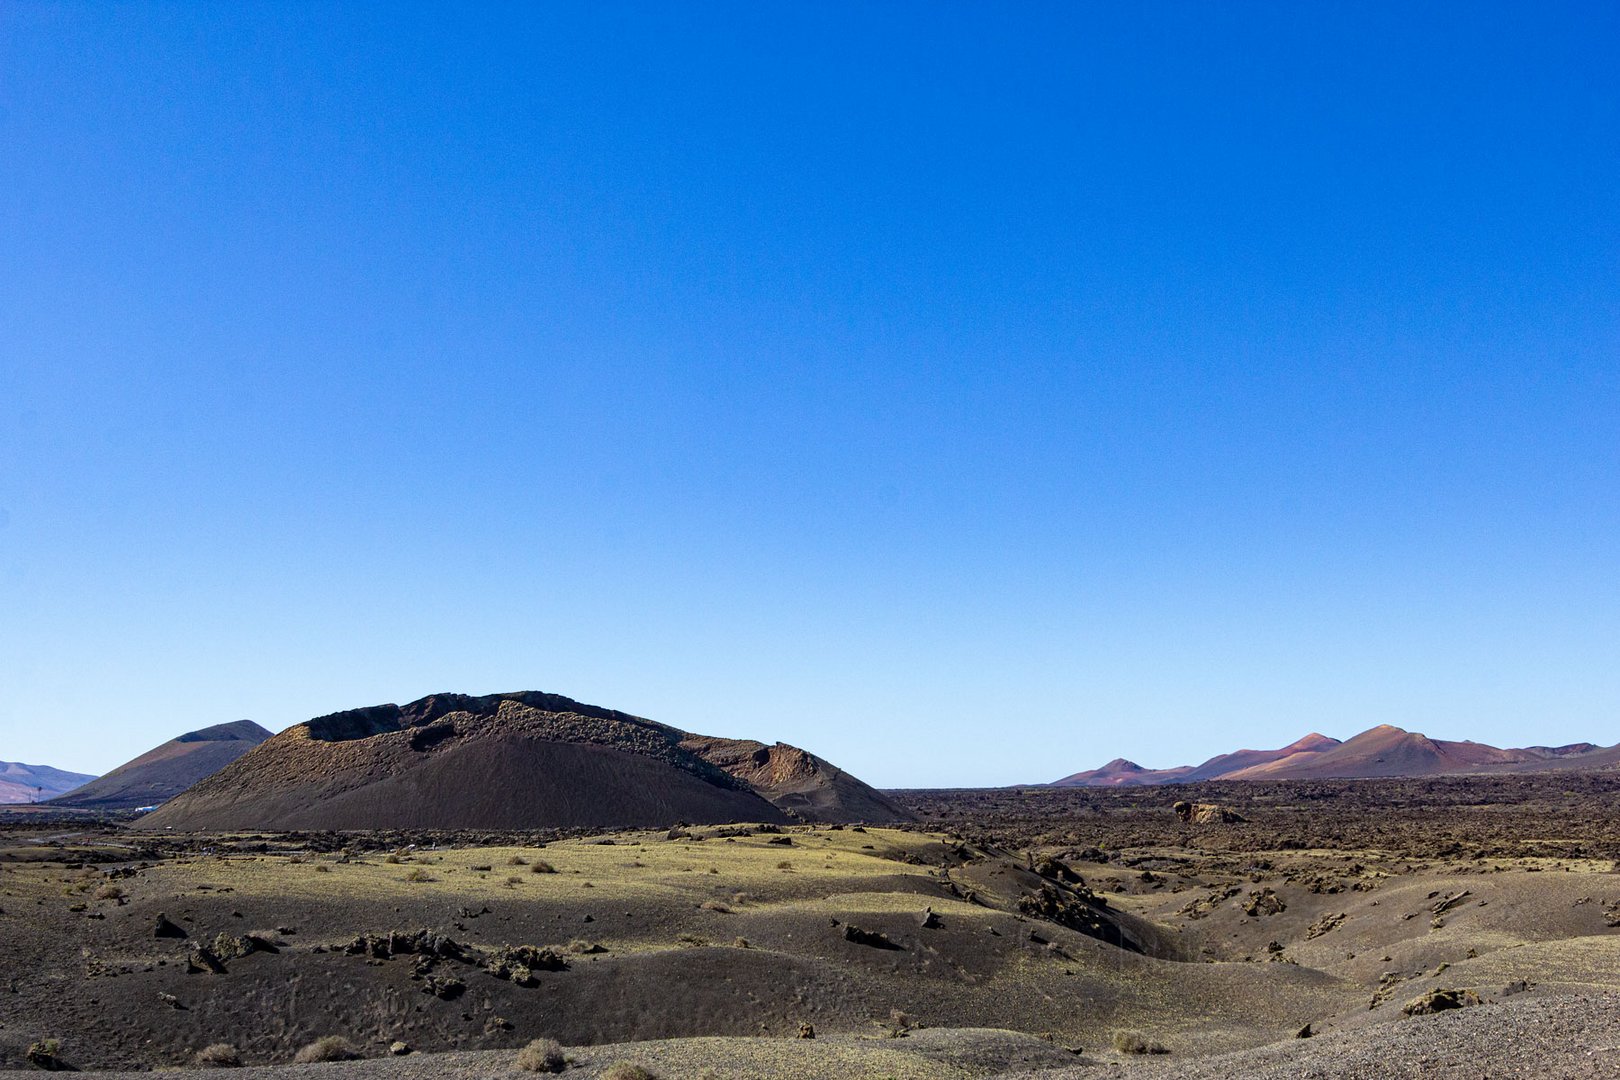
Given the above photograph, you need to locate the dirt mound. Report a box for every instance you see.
[679,736,913,823]
[48,721,272,810]
[137,692,902,832]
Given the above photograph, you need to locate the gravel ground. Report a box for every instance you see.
[999,990,1620,1080]
[58,995,1620,1078]
[68,1027,1081,1079]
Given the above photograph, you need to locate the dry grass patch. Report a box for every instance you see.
[190,1043,242,1067]
[1112,1030,1168,1055]
[514,1037,566,1073]
[294,1036,362,1063]
[602,1063,659,1080]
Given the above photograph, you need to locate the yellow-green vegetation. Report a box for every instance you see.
[144,828,932,910]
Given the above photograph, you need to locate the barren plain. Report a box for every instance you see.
[5,774,1620,1077]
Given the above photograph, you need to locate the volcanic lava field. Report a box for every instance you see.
[5,775,1620,1078]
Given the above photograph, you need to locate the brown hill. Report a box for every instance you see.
[137,691,911,832]
[48,720,272,809]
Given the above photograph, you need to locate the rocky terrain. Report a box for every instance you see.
[4,773,1620,1076]
[48,721,272,810]
[137,692,911,831]
[1052,724,1616,786]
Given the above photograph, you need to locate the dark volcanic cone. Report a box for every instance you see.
[137,691,909,831]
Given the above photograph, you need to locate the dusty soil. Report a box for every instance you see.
[4,774,1620,1077]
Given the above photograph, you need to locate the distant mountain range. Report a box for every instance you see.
[1052,724,1615,786]
[0,761,96,803]
[47,720,273,809]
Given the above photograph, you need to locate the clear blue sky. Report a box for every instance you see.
[3,2,1616,785]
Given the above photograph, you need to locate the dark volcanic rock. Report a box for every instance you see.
[841,924,903,950]
[153,913,188,939]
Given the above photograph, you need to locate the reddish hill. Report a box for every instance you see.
[1052,758,1195,787]
[138,691,911,832]
[1181,733,1341,781]
[1224,725,1537,780]
[49,720,271,809]
[1051,726,1618,786]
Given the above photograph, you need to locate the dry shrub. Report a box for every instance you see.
[93,883,123,901]
[1111,1031,1168,1055]
[314,864,332,873]
[531,860,557,874]
[404,868,433,882]
[507,855,528,865]
[294,1036,362,1063]
[602,1063,658,1080]
[191,1043,242,1067]
[26,1040,64,1070]
[514,1037,567,1073]
[384,854,402,864]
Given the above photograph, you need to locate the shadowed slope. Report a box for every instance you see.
[48,720,271,809]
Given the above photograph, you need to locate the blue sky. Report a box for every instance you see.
[2,2,1616,785]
